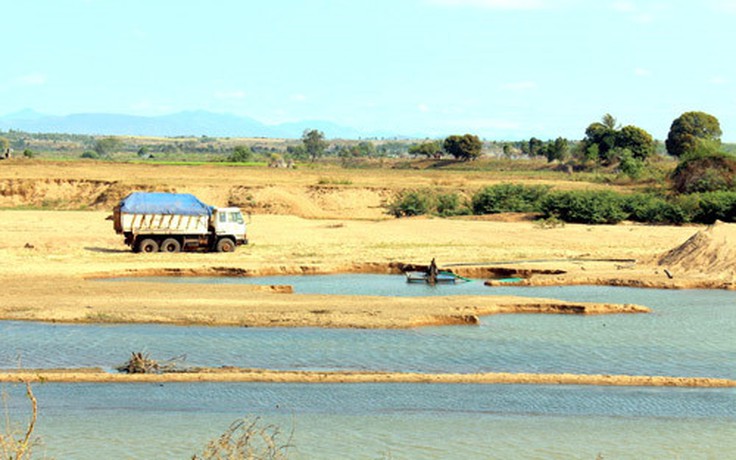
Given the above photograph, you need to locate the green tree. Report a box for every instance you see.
[0,136,9,153]
[528,137,544,157]
[540,137,569,162]
[227,145,254,162]
[583,122,617,162]
[617,125,655,160]
[338,141,377,158]
[443,134,482,161]
[302,129,328,162]
[408,141,442,158]
[665,111,722,158]
[582,115,655,165]
[286,144,308,160]
[601,113,619,129]
[93,136,122,157]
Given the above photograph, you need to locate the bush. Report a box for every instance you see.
[471,184,550,214]
[689,191,736,224]
[622,194,689,224]
[541,190,627,224]
[81,150,100,159]
[436,192,468,216]
[387,189,436,217]
[227,146,254,163]
[671,152,736,194]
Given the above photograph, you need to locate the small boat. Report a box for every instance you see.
[404,271,463,284]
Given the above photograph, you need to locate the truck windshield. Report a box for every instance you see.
[229,212,244,224]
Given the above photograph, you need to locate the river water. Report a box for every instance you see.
[2,276,735,458]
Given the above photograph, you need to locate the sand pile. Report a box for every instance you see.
[657,221,736,279]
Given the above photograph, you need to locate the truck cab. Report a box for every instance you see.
[213,207,248,248]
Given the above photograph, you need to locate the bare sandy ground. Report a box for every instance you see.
[1,208,733,328]
[3,209,711,329]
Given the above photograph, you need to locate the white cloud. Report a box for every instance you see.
[429,0,548,10]
[291,94,307,102]
[502,81,538,91]
[634,68,652,77]
[710,75,728,85]
[15,73,46,86]
[417,103,430,112]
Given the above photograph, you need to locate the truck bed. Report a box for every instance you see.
[116,212,209,235]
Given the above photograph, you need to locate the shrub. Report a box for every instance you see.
[81,150,100,159]
[471,184,550,214]
[227,146,254,163]
[436,192,467,216]
[622,194,688,224]
[541,190,627,224]
[387,189,436,217]
[671,152,736,194]
[689,191,736,224]
[617,149,644,179]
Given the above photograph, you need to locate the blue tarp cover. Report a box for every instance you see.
[119,192,214,216]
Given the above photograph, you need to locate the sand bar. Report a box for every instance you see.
[1,368,733,388]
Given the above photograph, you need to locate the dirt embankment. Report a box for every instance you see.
[0,177,393,220]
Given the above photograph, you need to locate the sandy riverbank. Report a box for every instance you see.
[1,209,734,328]
[4,209,718,328]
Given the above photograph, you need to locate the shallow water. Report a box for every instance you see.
[4,277,735,458]
[4,382,734,459]
[4,280,735,378]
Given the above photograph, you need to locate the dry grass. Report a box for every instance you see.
[191,417,292,460]
[1,382,38,460]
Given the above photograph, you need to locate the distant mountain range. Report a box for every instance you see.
[0,109,397,139]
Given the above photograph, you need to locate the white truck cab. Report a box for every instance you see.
[213,208,248,246]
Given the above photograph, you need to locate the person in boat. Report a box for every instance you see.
[428,258,438,285]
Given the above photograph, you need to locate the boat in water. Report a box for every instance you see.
[404,271,466,284]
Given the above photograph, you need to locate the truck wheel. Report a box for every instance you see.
[216,238,235,253]
[160,238,181,253]
[138,238,159,254]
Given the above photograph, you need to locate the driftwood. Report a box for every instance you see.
[116,352,186,374]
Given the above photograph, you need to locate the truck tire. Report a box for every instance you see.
[138,238,159,254]
[216,238,235,253]
[160,238,181,253]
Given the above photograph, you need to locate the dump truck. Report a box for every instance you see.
[113,192,248,253]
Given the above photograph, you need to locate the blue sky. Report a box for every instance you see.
[3,0,736,140]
